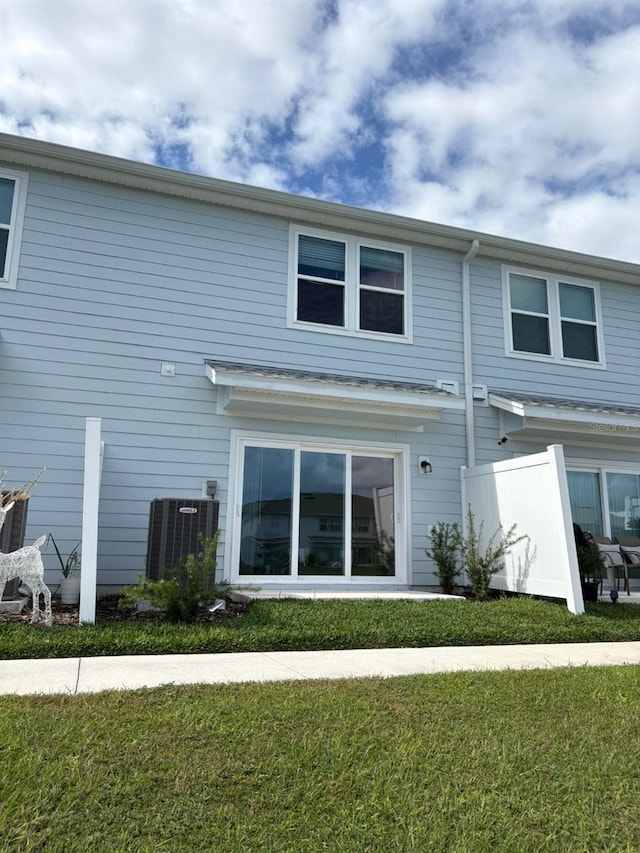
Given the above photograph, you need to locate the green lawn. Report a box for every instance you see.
[2,597,640,660]
[1,666,639,852]
[0,598,640,659]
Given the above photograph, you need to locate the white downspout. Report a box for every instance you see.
[462,239,480,467]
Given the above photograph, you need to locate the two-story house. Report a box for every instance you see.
[1,133,639,594]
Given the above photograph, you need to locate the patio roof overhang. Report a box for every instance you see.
[489,391,640,447]
[205,361,464,432]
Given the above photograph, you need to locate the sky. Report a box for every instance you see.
[0,0,639,262]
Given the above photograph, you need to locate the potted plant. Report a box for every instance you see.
[50,536,81,604]
[576,543,605,603]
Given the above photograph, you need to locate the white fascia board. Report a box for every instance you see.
[206,364,465,411]
[489,394,530,417]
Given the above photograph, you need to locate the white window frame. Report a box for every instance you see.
[226,430,410,584]
[288,224,413,343]
[0,168,29,290]
[502,265,605,368]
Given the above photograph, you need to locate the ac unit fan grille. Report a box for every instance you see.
[146,498,219,580]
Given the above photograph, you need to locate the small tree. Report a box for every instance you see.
[576,543,606,587]
[460,507,528,601]
[425,522,461,594]
[120,533,227,622]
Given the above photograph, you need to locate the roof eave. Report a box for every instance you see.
[1,133,639,284]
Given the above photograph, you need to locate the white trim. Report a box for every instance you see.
[225,429,409,585]
[0,167,28,290]
[502,264,605,368]
[287,224,413,343]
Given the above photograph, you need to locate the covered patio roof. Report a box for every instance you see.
[489,391,640,447]
[205,360,464,431]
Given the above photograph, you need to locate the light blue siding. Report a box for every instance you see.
[1,165,468,589]
[469,255,640,474]
[4,158,639,592]
[469,256,640,405]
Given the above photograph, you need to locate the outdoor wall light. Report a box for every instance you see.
[418,456,432,474]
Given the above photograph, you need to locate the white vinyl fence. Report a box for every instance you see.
[79,417,103,624]
[461,444,583,614]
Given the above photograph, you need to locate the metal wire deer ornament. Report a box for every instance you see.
[0,471,52,626]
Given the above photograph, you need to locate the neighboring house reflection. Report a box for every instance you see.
[239,489,395,576]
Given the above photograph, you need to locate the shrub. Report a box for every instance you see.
[460,507,528,601]
[119,533,227,622]
[576,544,606,586]
[425,522,461,594]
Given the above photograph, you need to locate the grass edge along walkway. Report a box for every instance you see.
[3,596,640,660]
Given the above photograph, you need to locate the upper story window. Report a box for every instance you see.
[289,226,412,341]
[0,169,29,290]
[503,266,604,366]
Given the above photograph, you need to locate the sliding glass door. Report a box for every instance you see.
[606,473,640,541]
[239,446,294,575]
[566,471,603,537]
[237,441,400,580]
[298,451,346,576]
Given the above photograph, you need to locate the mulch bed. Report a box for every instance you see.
[0,594,247,627]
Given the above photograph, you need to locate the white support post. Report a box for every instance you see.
[79,417,102,624]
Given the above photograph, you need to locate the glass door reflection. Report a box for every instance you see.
[352,456,395,576]
[239,446,294,575]
[298,451,345,576]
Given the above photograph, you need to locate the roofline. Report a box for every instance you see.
[1,132,639,284]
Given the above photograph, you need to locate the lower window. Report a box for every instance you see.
[238,443,399,579]
[567,469,640,540]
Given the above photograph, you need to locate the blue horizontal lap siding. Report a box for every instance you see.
[1,167,467,587]
[469,257,640,470]
[470,258,640,405]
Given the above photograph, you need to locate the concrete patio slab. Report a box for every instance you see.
[231,588,466,602]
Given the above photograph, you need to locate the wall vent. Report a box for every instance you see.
[146,498,219,580]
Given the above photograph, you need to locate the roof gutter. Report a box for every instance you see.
[463,239,480,467]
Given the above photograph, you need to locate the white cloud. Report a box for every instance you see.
[382,11,640,259]
[0,0,318,171]
[289,0,444,165]
[0,0,638,260]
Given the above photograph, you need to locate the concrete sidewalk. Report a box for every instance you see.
[1,641,639,696]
